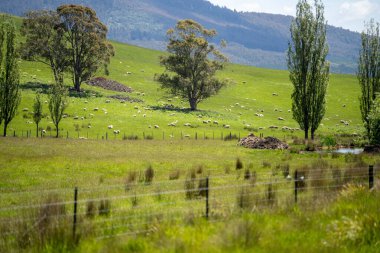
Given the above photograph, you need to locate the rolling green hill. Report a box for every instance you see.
[7,38,362,141]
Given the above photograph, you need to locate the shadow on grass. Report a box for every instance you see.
[150,105,194,114]
[20,82,103,98]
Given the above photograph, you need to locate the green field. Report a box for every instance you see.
[6,37,362,140]
[1,16,379,253]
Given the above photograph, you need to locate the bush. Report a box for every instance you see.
[145,165,154,184]
[169,169,180,180]
[123,134,139,140]
[244,169,251,180]
[321,135,336,148]
[99,199,111,216]
[236,158,243,170]
[125,171,137,191]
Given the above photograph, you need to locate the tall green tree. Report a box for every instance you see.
[287,0,330,140]
[358,19,380,139]
[0,19,21,137]
[33,92,43,137]
[20,10,69,85]
[57,5,114,92]
[48,83,68,138]
[157,19,227,111]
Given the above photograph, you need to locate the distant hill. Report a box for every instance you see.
[0,0,361,73]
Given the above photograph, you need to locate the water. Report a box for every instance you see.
[332,148,363,154]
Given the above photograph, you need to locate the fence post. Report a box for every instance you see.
[162,131,165,140]
[13,130,16,137]
[195,132,198,140]
[213,131,214,140]
[73,187,78,240]
[205,177,209,219]
[181,131,183,140]
[221,132,223,140]
[143,132,145,140]
[369,165,374,189]
[67,131,69,139]
[106,132,108,140]
[294,170,298,204]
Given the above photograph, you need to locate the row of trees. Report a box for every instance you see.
[0,4,112,137]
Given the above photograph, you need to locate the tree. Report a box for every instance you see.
[48,83,68,138]
[20,10,69,85]
[57,5,114,92]
[157,19,227,111]
[358,19,380,139]
[33,93,43,137]
[368,95,380,145]
[287,0,330,140]
[0,19,21,137]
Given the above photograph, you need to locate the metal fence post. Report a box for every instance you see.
[73,187,78,239]
[206,177,209,219]
[294,170,298,204]
[369,165,374,189]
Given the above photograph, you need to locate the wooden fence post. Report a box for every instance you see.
[369,165,374,189]
[205,177,209,219]
[73,187,78,240]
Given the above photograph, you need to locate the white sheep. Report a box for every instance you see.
[154,125,160,129]
[94,108,99,111]
[184,123,191,127]
[223,124,230,129]
[213,121,219,125]
[105,100,111,103]
[108,125,113,129]
[278,117,284,121]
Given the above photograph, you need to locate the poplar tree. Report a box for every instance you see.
[0,19,20,137]
[287,0,330,140]
[33,93,43,137]
[358,19,380,139]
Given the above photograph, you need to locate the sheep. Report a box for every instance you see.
[198,115,203,118]
[105,100,111,103]
[184,134,190,138]
[258,127,265,130]
[269,126,279,129]
[80,116,84,120]
[184,123,191,127]
[203,120,209,124]
[83,108,87,111]
[84,100,88,104]
[288,110,291,113]
[134,106,139,109]
[94,108,99,111]
[89,113,94,117]
[272,93,278,96]
[127,72,132,74]
[143,114,146,117]
[170,113,176,116]
[88,125,92,129]
[73,116,79,120]
[108,125,113,129]
[278,117,284,121]
[223,124,230,129]
[137,110,141,114]
[42,130,46,134]
[213,121,219,125]
[22,108,29,112]
[133,115,137,117]
[154,125,160,129]
[113,130,120,134]
[168,120,178,127]
[62,115,68,118]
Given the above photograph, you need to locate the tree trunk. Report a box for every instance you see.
[3,123,7,137]
[304,129,309,140]
[56,125,59,138]
[74,74,81,92]
[36,123,39,137]
[311,130,315,140]
[189,98,197,111]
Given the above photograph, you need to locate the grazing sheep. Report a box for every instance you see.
[42,130,46,134]
[73,116,79,120]
[184,123,191,126]
[154,125,160,129]
[213,121,219,125]
[80,116,84,120]
[278,117,284,121]
[94,108,99,111]
[83,108,87,111]
[143,114,146,117]
[272,93,278,96]
[223,124,230,129]
[198,115,203,118]
[184,134,190,138]
[134,106,139,109]
[170,113,176,116]
[203,120,209,124]
[269,126,279,129]
[288,110,291,113]
[133,115,137,117]
[168,120,178,127]
[258,127,265,130]
[62,115,67,118]
[22,108,29,112]
[137,110,141,114]
[108,125,113,129]
[88,125,92,129]
[105,100,111,103]
[113,130,120,134]
[84,100,88,103]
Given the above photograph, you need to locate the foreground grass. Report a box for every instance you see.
[0,138,379,252]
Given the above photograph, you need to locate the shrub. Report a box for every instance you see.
[145,165,154,184]
[185,173,197,200]
[99,199,111,216]
[123,135,139,140]
[198,177,208,197]
[125,171,137,191]
[236,158,243,170]
[368,96,380,145]
[169,169,180,180]
[262,161,271,168]
[321,135,336,148]
[86,200,97,218]
[244,169,251,180]
[196,165,203,174]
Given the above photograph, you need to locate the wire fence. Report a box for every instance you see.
[0,165,376,247]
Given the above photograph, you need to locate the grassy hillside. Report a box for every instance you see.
[8,39,362,141]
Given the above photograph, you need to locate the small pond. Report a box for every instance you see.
[320,148,364,154]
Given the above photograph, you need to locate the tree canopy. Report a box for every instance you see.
[157,19,227,111]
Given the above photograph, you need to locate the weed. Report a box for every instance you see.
[145,165,154,184]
